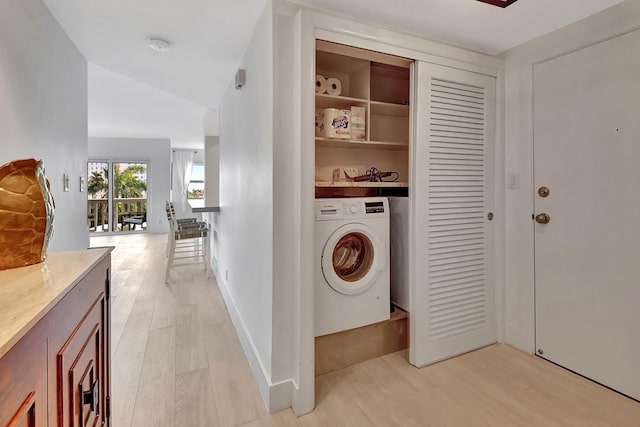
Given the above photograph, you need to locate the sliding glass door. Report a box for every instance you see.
[87,160,148,233]
[87,161,109,232]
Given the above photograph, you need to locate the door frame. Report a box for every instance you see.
[294,7,506,415]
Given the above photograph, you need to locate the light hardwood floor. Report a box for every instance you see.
[92,233,640,427]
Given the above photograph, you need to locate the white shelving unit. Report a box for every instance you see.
[315,137,408,151]
[314,181,409,188]
[315,40,412,196]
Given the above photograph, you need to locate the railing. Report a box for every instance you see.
[88,198,147,232]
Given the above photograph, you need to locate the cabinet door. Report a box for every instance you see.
[56,295,105,427]
[411,61,496,366]
[4,393,37,427]
[0,331,47,427]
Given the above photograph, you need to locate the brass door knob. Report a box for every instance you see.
[538,186,550,198]
[535,213,550,224]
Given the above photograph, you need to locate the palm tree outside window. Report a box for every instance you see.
[187,164,205,200]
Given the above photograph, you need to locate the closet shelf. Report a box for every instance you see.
[314,96,410,116]
[370,101,410,117]
[315,181,408,188]
[316,93,367,109]
[316,137,408,150]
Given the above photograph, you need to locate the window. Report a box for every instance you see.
[187,163,204,199]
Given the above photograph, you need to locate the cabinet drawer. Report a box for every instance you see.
[46,256,110,427]
[56,295,105,427]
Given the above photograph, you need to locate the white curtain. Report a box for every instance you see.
[172,150,194,219]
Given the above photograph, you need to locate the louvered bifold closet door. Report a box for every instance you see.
[410,62,496,367]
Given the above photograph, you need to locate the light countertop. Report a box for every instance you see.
[191,206,220,213]
[188,199,219,213]
[0,247,112,359]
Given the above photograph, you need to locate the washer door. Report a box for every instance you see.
[321,223,386,295]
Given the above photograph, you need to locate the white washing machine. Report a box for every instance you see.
[314,197,390,337]
[388,197,410,311]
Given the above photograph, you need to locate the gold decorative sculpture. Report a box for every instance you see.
[0,159,55,270]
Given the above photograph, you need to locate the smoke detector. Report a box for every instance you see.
[148,37,171,52]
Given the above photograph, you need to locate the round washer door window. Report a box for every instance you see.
[333,232,373,282]
[321,224,385,295]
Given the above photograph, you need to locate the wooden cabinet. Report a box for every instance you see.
[315,40,412,197]
[0,249,112,427]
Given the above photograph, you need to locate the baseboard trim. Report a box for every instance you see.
[269,378,294,413]
[215,270,293,413]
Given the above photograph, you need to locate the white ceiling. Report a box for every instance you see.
[296,0,625,55]
[87,64,216,148]
[42,0,625,148]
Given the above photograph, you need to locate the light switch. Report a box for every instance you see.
[507,172,519,189]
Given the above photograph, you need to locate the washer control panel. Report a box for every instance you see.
[364,201,385,214]
[315,197,389,220]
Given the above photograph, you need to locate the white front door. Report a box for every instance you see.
[411,61,496,366]
[534,29,640,400]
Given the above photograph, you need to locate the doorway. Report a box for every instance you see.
[533,29,640,400]
[87,160,149,233]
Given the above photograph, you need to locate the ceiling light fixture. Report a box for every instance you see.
[148,37,171,52]
[476,0,518,7]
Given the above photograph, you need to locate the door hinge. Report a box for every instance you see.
[105,268,110,300]
[106,395,111,418]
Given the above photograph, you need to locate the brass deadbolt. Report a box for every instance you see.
[538,186,550,198]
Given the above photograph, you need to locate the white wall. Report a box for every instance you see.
[500,0,640,353]
[171,148,205,218]
[0,0,88,251]
[88,137,171,233]
[216,1,276,409]
[204,136,219,206]
[271,4,297,405]
[204,137,220,274]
